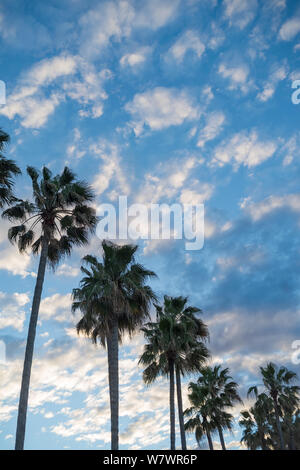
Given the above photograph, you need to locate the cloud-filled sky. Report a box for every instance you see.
[0,0,300,450]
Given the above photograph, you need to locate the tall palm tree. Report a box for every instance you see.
[184,381,217,450]
[250,362,299,450]
[72,241,157,450]
[184,405,215,450]
[2,166,97,450]
[196,365,242,450]
[158,296,209,450]
[139,296,209,450]
[0,128,21,208]
[240,392,273,450]
[280,386,300,450]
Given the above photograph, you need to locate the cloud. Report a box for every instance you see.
[243,194,300,221]
[213,131,277,168]
[179,186,214,205]
[218,63,251,93]
[197,111,225,147]
[256,63,288,102]
[120,47,151,68]
[0,292,30,331]
[135,156,198,204]
[39,294,73,324]
[125,87,199,135]
[279,15,300,41]
[0,55,110,127]
[90,140,131,198]
[79,0,179,58]
[56,264,80,278]
[0,221,33,277]
[223,0,258,29]
[65,128,86,163]
[167,30,205,63]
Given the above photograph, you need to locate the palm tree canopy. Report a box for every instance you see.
[139,296,209,384]
[184,382,219,444]
[184,365,241,442]
[260,362,298,401]
[72,240,157,346]
[197,365,242,407]
[2,165,97,267]
[0,128,21,208]
[239,392,274,449]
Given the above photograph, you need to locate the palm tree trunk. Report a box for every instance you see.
[15,236,49,450]
[206,426,214,450]
[107,319,119,450]
[169,359,176,450]
[217,425,226,450]
[274,401,285,450]
[175,366,186,450]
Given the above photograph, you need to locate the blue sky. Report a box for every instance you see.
[0,0,300,450]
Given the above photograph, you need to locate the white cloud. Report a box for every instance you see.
[125,87,199,135]
[79,0,179,58]
[66,128,86,163]
[218,63,251,93]
[168,30,205,63]
[179,185,214,205]
[213,131,277,168]
[0,221,33,277]
[91,140,131,198]
[197,111,225,147]
[134,0,179,29]
[136,156,198,204]
[244,194,300,221]
[0,55,110,127]
[257,63,288,102]
[223,0,258,29]
[279,15,300,41]
[120,47,151,68]
[0,292,30,331]
[39,294,73,324]
[56,264,80,278]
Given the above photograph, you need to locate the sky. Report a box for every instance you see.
[0,0,300,450]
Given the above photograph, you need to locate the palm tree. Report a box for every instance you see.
[250,363,299,450]
[184,382,216,450]
[2,166,97,450]
[240,392,273,450]
[0,128,21,207]
[157,296,209,450]
[72,241,157,450]
[196,365,242,450]
[139,296,209,450]
[280,386,300,450]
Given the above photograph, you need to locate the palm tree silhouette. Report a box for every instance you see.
[72,241,157,450]
[0,128,21,208]
[3,166,97,450]
[139,295,209,449]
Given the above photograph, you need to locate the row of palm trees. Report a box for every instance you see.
[184,365,241,450]
[240,363,300,450]
[0,128,299,450]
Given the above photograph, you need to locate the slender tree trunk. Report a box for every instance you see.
[274,400,285,450]
[175,366,186,450]
[15,236,49,450]
[217,425,226,450]
[169,359,176,450]
[206,426,214,450]
[107,319,119,450]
